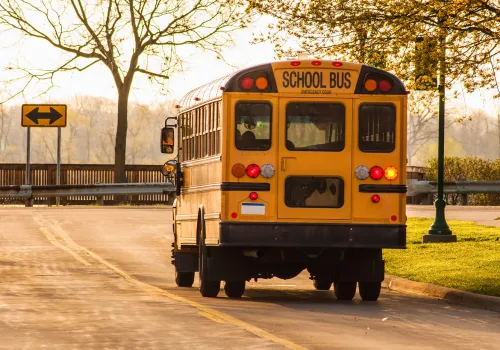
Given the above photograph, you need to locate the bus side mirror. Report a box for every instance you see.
[161,127,175,154]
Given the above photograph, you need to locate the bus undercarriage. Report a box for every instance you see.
[173,221,406,301]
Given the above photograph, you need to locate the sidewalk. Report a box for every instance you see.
[406,205,500,227]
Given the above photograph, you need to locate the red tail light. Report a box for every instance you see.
[246,164,260,178]
[249,192,258,200]
[369,166,384,180]
[371,194,381,203]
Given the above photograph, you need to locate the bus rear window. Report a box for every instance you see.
[359,104,396,153]
[285,176,344,208]
[286,103,345,152]
[235,102,272,150]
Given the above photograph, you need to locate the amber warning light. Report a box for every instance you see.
[384,166,398,180]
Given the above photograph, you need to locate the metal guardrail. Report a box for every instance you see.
[0,182,176,206]
[407,180,500,197]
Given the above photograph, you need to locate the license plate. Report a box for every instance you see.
[241,202,265,215]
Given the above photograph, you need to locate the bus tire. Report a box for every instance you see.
[334,281,356,300]
[224,281,246,298]
[175,271,195,287]
[358,282,381,301]
[198,212,220,298]
[313,279,332,290]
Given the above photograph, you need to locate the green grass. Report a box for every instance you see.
[384,218,500,297]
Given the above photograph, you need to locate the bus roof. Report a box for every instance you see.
[177,60,406,111]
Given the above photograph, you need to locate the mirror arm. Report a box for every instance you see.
[165,117,177,128]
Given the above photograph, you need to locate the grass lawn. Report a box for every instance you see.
[384,218,500,297]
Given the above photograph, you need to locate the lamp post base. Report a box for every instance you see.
[422,234,457,243]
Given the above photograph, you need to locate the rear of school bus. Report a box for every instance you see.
[205,60,406,300]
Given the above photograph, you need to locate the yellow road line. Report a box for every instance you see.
[198,311,225,323]
[38,227,91,266]
[82,245,306,350]
[34,211,306,350]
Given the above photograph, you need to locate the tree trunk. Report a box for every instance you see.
[114,90,129,184]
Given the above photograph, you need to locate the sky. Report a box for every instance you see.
[0,16,277,106]
[0,9,498,119]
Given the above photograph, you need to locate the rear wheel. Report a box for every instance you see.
[224,281,246,298]
[313,279,332,291]
[334,281,356,300]
[198,220,220,298]
[358,282,381,301]
[175,271,194,287]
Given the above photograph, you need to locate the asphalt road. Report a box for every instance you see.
[0,207,499,349]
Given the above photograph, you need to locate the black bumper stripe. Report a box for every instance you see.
[221,182,270,191]
[359,184,407,193]
[220,222,406,249]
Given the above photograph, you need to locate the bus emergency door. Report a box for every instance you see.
[277,98,352,220]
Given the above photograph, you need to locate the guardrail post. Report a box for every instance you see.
[167,194,175,205]
[96,196,104,206]
[461,193,468,205]
[426,193,434,205]
[25,197,34,207]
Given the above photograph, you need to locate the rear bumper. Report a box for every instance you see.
[219,222,406,249]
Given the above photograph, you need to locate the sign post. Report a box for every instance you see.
[56,127,62,205]
[21,104,67,207]
[26,127,31,185]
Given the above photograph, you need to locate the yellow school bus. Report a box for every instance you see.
[161,59,407,301]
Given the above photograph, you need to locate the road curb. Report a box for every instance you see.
[383,274,500,313]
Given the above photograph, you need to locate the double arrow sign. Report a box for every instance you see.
[22,104,67,127]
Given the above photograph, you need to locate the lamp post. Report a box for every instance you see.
[422,11,456,243]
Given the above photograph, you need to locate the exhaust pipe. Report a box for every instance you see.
[243,249,262,258]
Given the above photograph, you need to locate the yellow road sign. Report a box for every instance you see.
[22,104,67,127]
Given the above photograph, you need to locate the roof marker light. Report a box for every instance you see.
[241,77,254,90]
[255,77,269,90]
[332,61,343,67]
[364,79,377,92]
[311,60,321,66]
[290,61,301,66]
[379,79,393,92]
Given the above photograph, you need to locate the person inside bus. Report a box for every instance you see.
[240,131,256,148]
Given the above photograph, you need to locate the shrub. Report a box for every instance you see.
[425,157,500,205]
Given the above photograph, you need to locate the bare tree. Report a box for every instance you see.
[0,104,14,162]
[449,109,496,159]
[0,0,249,184]
[407,92,438,165]
[127,103,149,164]
[74,95,106,163]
